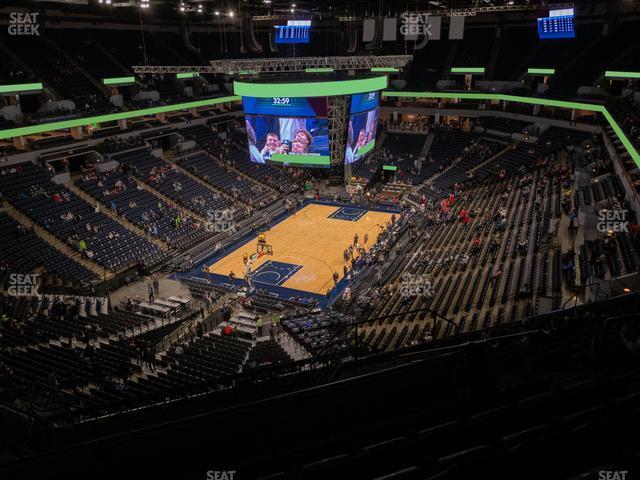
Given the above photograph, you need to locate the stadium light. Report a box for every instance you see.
[214,10,220,15]
[228,10,235,17]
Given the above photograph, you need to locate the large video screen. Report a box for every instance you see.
[274,20,311,44]
[537,8,575,39]
[345,107,379,165]
[245,115,330,168]
[350,91,379,114]
[242,95,330,168]
[345,90,380,164]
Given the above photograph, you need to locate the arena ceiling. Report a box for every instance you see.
[10,0,585,20]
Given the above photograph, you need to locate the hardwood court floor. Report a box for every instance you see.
[207,203,394,294]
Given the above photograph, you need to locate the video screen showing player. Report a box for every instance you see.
[345,107,379,165]
[245,115,330,168]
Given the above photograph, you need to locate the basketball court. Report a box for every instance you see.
[206,203,394,295]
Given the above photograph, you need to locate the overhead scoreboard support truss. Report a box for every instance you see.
[328,95,349,165]
[132,55,412,76]
[253,3,574,21]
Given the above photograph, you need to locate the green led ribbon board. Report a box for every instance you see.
[0,95,241,140]
[102,76,136,86]
[451,67,485,74]
[233,76,388,98]
[528,68,556,75]
[0,82,43,94]
[176,73,199,79]
[381,91,640,168]
[604,71,640,79]
[269,154,331,167]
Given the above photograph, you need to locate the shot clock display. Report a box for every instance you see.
[242,95,330,168]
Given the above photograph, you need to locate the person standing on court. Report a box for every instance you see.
[354,233,359,246]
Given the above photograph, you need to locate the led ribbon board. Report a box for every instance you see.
[0,82,43,94]
[381,91,640,168]
[176,73,199,79]
[451,67,485,74]
[4,90,638,173]
[605,71,640,79]
[528,68,556,76]
[0,95,241,140]
[102,76,136,86]
[269,153,331,167]
[233,76,388,98]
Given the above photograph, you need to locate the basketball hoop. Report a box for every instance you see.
[257,232,273,255]
[257,243,273,255]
